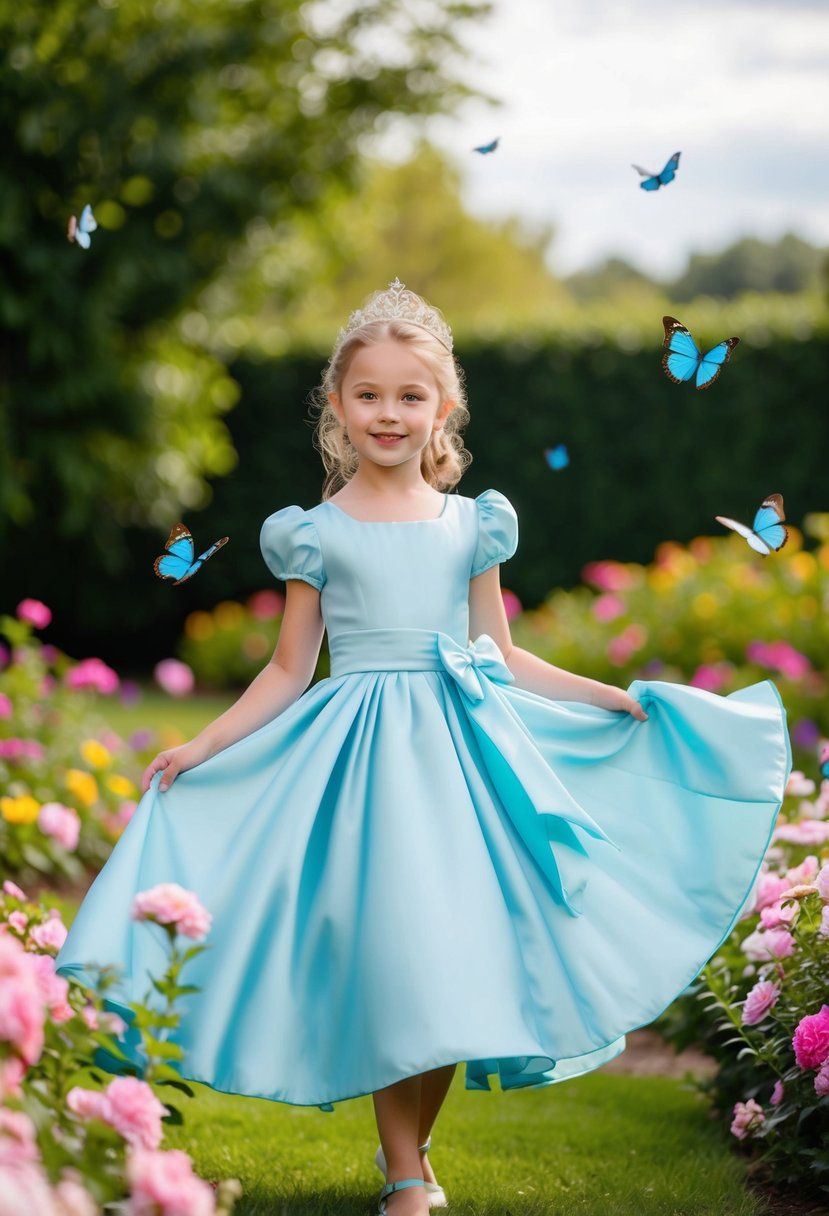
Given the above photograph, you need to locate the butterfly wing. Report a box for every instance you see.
[751,494,788,553]
[194,536,229,566]
[714,515,772,555]
[657,152,681,185]
[661,316,701,383]
[819,744,829,781]
[154,523,196,582]
[638,173,661,192]
[473,138,499,154]
[544,444,570,471]
[695,336,740,389]
[79,205,98,234]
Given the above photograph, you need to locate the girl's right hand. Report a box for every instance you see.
[141,738,212,794]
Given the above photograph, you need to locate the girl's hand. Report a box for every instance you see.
[594,684,649,721]
[141,738,212,794]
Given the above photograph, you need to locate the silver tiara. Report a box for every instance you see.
[336,278,453,352]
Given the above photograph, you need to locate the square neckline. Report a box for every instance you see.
[322,494,450,524]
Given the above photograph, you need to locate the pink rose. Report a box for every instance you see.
[0,1055,26,1101]
[54,1172,99,1216]
[38,803,81,853]
[774,821,829,845]
[689,663,732,693]
[786,770,816,797]
[793,1005,829,1070]
[8,912,28,934]
[759,901,799,930]
[30,916,68,954]
[2,881,26,900]
[66,1087,111,1123]
[0,693,12,720]
[816,864,829,903]
[582,560,634,592]
[30,955,73,1023]
[0,934,46,1064]
[770,1079,784,1106]
[0,1108,39,1165]
[126,1147,216,1216]
[742,980,781,1027]
[730,1098,765,1140]
[132,883,212,941]
[754,870,791,912]
[16,599,52,629]
[0,1160,59,1216]
[786,856,818,885]
[105,1077,169,1150]
[821,907,829,939]
[741,928,796,961]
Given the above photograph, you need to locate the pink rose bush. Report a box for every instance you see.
[658,746,829,1193]
[133,884,213,941]
[0,882,238,1213]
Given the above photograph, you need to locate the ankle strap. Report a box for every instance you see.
[380,1179,426,1199]
[418,1135,432,1153]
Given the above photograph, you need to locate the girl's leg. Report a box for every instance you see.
[373,1075,429,1214]
[417,1063,456,1186]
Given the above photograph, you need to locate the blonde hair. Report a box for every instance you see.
[310,319,471,499]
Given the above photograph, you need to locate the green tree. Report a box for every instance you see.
[0,0,489,574]
[260,142,570,347]
[670,232,825,301]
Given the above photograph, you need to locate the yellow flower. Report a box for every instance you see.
[692,592,719,620]
[214,601,245,630]
[184,611,214,641]
[0,795,40,824]
[106,773,137,799]
[65,769,99,807]
[80,739,112,770]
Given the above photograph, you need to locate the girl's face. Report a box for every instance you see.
[330,340,452,471]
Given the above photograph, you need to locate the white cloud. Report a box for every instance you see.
[373,0,829,274]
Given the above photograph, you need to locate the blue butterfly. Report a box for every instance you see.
[472,137,499,154]
[153,523,229,585]
[661,316,740,390]
[67,204,98,250]
[544,444,570,471]
[632,152,680,192]
[820,744,829,781]
[715,494,788,556]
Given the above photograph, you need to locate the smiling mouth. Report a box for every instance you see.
[371,433,406,440]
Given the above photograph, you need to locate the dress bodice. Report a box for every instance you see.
[260,489,519,646]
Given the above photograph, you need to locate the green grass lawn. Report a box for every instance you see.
[99,687,236,743]
[156,1069,761,1216]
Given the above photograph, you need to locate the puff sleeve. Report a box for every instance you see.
[470,489,519,577]
[260,506,326,591]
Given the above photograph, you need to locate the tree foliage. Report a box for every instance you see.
[0,0,489,561]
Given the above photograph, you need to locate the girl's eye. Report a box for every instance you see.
[403,394,422,402]
[359,391,377,400]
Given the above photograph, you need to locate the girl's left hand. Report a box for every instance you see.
[596,684,649,721]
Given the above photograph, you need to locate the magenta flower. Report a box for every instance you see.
[582,560,634,592]
[16,599,52,629]
[37,802,81,852]
[730,1098,765,1140]
[689,663,732,693]
[770,1079,784,1106]
[753,870,791,912]
[816,1061,829,1098]
[592,593,625,622]
[2,880,26,900]
[746,639,811,681]
[0,641,9,670]
[153,658,195,698]
[501,588,523,622]
[64,657,120,695]
[793,1005,829,1070]
[248,589,285,620]
[132,883,212,941]
[741,980,781,1026]
[0,693,12,720]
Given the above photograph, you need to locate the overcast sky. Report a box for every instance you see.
[376,0,829,278]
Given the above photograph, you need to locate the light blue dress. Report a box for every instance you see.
[56,489,791,1108]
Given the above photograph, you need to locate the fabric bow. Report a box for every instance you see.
[435,631,617,917]
[436,633,514,702]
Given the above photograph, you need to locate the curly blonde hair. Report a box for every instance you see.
[310,319,471,499]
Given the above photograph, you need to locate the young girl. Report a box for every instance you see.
[56,279,791,1215]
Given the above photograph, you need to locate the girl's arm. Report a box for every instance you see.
[141,580,325,791]
[468,565,648,720]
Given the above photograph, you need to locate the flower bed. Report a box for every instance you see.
[0,602,164,888]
